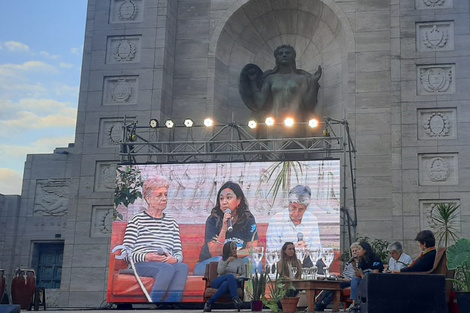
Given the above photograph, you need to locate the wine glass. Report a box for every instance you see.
[252,246,264,272]
[295,247,306,263]
[308,247,321,279]
[321,247,335,277]
[265,249,279,275]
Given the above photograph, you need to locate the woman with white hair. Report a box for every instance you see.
[123,176,189,303]
[387,241,412,271]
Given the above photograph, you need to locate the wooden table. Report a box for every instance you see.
[290,279,343,312]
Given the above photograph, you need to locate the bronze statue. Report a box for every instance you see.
[239,45,322,124]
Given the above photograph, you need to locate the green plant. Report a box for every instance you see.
[114,165,144,220]
[249,270,267,301]
[262,273,296,312]
[265,161,304,204]
[447,238,470,292]
[429,202,460,248]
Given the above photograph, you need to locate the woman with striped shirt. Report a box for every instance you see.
[123,176,189,302]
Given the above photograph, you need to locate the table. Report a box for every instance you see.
[290,279,343,312]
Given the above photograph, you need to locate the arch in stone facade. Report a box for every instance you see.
[207,0,355,124]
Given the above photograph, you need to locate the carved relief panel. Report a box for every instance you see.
[106,36,141,64]
[110,0,143,23]
[34,179,70,216]
[94,162,117,192]
[91,205,114,237]
[103,76,139,106]
[417,108,457,140]
[416,22,454,52]
[419,199,460,233]
[98,117,135,148]
[417,64,455,95]
[418,153,458,185]
[415,0,453,9]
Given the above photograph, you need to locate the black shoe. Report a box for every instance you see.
[203,302,212,312]
[232,297,244,309]
[315,302,325,311]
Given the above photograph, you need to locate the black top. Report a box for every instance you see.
[400,248,436,272]
[198,214,258,262]
[358,254,384,273]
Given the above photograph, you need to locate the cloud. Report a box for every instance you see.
[4,41,30,52]
[71,46,84,56]
[0,61,59,78]
[39,50,61,60]
[59,62,74,69]
[0,168,23,195]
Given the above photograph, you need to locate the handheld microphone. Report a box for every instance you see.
[226,209,233,232]
[347,256,358,265]
[297,232,304,242]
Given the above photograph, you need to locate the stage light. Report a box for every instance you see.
[164,119,175,128]
[149,119,159,128]
[184,118,194,128]
[308,118,320,128]
[265,117,275,126]
[284,117,294,127]
[204,118,214,127]
[248,120,257,129]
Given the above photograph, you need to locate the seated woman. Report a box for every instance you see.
[315,242,360,312]
[387,241,413,272]
[277,242,302,297]
[195,181,259,275]
[349,241,384,312]
[203,242,246,312]
[123,176,189,303]
[399,230,436,273]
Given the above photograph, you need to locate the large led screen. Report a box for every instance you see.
[107,160,341,304]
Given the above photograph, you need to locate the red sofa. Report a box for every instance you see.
[107,221,339,304]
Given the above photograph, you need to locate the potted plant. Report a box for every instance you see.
[262,274,298,313]
[249,270,267,311]
[446,238,470,312]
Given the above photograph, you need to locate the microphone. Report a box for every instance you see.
[347,256,358,265]
[297,232,304,242]
[226,209,233,232]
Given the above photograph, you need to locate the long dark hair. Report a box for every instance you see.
[358,241,377,264]
[222,241,237,261]
[210,181,253,228]
[279,242,302,279]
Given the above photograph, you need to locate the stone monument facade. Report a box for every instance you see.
[1,0,469,307]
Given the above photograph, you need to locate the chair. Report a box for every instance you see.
[202,262,247,311]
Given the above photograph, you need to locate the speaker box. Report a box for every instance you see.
[358,273,446,313]
[0,305,21,313]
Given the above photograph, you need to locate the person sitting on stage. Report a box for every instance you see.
[349,241,384,312]
[277,242,302,297]
[203,242,246,312]
[315,242,360,311]
[386,241,413,272]
[398,230,436,273]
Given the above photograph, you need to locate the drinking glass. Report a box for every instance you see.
[321,248,335,277]
[252,246,264,272]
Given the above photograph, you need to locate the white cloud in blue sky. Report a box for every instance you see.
[0,1,87,194]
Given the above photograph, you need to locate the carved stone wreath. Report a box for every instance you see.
[114,40,137,62]
[423,25,448,49]
[420,67,452,93]
[118,0,137,20]
[108,123,123,145]
[423,0,446,7]
[423,112,450,137]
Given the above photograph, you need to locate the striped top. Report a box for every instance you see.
[123,211,184,263]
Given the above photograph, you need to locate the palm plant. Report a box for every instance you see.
[265,161,304,204]
[429,202,460,248]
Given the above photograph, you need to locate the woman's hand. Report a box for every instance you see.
[227,256,237,263]
[145,252,177,264]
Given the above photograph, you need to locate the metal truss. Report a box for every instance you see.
[118,117,358,246]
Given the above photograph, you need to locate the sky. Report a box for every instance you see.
[0,1,87,195]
